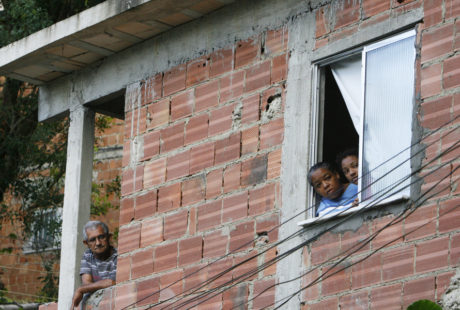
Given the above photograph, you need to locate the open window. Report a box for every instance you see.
[23,208,62,254]
[310,30,417,218]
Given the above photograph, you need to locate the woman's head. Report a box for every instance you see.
[337,148,359,185]
[308,162,345,200]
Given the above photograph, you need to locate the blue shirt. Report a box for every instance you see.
[80,247,117,281]
[316,183,358,217]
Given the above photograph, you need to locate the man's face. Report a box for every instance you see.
[341,155,359,185]
[84,226,110,257]
[310,167,344,200]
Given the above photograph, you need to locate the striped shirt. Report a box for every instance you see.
[80,247,117,281]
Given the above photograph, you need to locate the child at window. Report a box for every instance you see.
[336,148,359,185]
[308,162,358,217]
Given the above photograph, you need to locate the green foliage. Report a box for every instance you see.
[407,300,442,310]
[91,176,121,216]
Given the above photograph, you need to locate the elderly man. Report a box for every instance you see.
[71,221,117,309]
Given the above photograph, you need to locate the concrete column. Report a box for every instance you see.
[58,105,95,310]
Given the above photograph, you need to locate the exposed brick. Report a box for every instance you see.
[197,293,222,309]
[160,121,185,153]
[334,0,360,29]
[233,251,258,281]
[163,64,186,96]
[147,98,169,130]
[206,168,223,199]
[302,268,320,300]
[229,221,254,252]
[166,150,190,181]
[223,191,248,223]
[370,283,402,310]
[249,183,275,216]
[440,126,460,163]
[351,253,381,289]
[157,182,181,213]
[118,223,141,254]
[382,245,414,281]
[184,264,207,292]
[164,209,188,240]
[403,276,435,308]
[203,229,228,258]
[421,63,442,99]
[159,270,183,300]
[131,107,147,135]
[182,175,205,206]
[235,37,260,68]
[223,163,241,194]
[452,233,460,266]
[185,114,209,145]
[309,297,339,310]
[190,142,215,174]
[423,0,443,28]
[207,257,233,288]
[119,197,134,225]
[240,155,268,187]
[171,89,194,121]
[363,0,390,18]
[197,200,222,232]
[142,130,160,161]
[209,104,234,136]
[444,54,460,89]
[195,80,219,112]
[131,248,154,279]
[135,190,157,220]
[210,48,234,78]
[445,0,460,19]
[124,111,132,139]
[140,217,163,247]
[421,95,453,130]
[341,223,370,256]
[179,236,202,266]
[215,133,241,165]
[322,263,351,296]
[220,71,245,103]
[143,157,166,188]
[122,140,130,167]
[437,271,456,297]
[421,24,454,63]
[115,282,136,310]
[222,284,249,310]
[339,290,369,310]
[186,57,209,87]
[455,20,460,51]
[142,73,162,105]
[315,6,331,38]
[311,232,341,265]
[242,126,259,155]
[271,54,287,83]
[189,207,197,235]
[253,278,275,310]
[121,169,134,196]
[154,242,178,272]
[134,165,143,193]
[116,255,130,282]
[404,204,437,241]
[136,277,160,306]
[256,213,279,243]
[421,165,452,198]
[242,94,260,125]
[265,28,288,55]
[416,236,449,273]
[372,215,404,249]
[260,117,284,149]
[244,61,271,93]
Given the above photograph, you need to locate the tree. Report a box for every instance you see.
[0,0,111,302]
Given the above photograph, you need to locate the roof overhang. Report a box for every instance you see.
[0,0,233,85]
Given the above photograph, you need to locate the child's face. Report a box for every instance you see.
[310,167,344,200]
[341,155,359,185]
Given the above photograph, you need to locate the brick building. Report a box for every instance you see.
[0,0,458,309]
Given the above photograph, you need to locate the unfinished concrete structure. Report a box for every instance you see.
[0,0,459,309]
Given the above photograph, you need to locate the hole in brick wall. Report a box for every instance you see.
[397,0,404,2]
[202,63,206,67]
[261,93,282,121]
[261,47,265,54]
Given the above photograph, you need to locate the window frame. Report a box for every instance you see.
[23,208,62,254]
[304,29,416,223]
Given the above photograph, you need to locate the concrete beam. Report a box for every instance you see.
[38,0,309,121]
[58,105,95,310]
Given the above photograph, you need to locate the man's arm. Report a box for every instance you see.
[71,274,115,309]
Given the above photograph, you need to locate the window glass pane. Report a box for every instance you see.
[361,34,416,202]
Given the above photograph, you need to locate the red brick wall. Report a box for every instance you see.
[116,27,288,309]
[301,0,460,309]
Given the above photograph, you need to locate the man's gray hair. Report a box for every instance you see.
[83,221,109,241]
